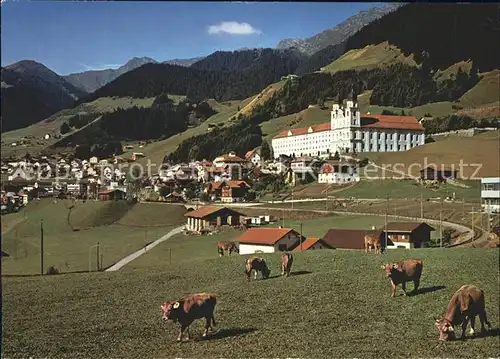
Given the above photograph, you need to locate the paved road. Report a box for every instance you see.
[105,225,185,272]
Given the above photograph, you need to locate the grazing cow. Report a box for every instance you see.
[435,285,492,341]
[217,241,239,257]
[281,252,293,277]
[160,293,217,342]
[245,257,271,281]
[365,234,382,254]
[381,259,423,297]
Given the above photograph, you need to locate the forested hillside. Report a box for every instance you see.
[78,49,308,105]
[52,95,217,158]
[190,48,305,74]
[344,3,500,72]
[1,61,87,132]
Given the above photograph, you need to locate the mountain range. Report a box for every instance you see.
[276,3,403,55]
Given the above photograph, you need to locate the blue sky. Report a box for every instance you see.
[1,1,382,75]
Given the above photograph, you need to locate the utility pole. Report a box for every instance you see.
[471,205,474,234]
[282,207,285,228]
[300,222,303,251]
[96,241,100,271]
[385,194,388,249]
[40,219,44,276]
[291,189,294,210]
[440,197,443,248]
[325,187,328,211]
[420,193,423,220]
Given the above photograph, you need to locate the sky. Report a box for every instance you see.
[1,1,382,75]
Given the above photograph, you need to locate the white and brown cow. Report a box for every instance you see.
[281,252,293,277]
[435,284,492,341]
[365,234,382,254]
[217,241,239,257]
[160,292,217,342]
[245,257,271,281]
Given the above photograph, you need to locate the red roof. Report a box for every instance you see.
[274,123,331,139]
[211,180,249,190]
[360,114,424,131]
[214,154,247,162]
[293,237,321,251]
[245,148,258,160]
[237,228,299,245]
[322,229,381,250]
[381,222,435,233]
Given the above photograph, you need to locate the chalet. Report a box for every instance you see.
[220,180,250,203]
[236,228,304,255]
[420,166,458,182]
[245,148,261,166]
[318,160,359,184]
[184,206,246,232]
[381,222,435,249]
[213,152,249,175]
[293,237,334,251]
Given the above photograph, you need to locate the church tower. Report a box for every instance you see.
[330,88,361,154]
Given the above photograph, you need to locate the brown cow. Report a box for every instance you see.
[160,293,217,342]
[435,285,492,341]
[217,241,239,257]
[245,257,271,281]
[365,234,382,254]
[381,259,423,297]
[281,252,293,277]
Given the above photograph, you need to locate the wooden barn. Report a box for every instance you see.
[98,189,126,201]
[184,206,246,232]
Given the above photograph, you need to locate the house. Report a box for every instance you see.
[164,192,185,203]
[481,177,500,214]
[213,152,248,168]
[420,166,458,182]
[290,156,322,174]
[8,167,34,181]
[221,180,250,203]
[381,222,435,249]
[318,160,360,184]
[98,189,126,201]
[184,206,246,232]
[236,228,304,255]
[293,237,334,251]
[245,148,261,166]
[132,152,146,161]
[89,156,99,164]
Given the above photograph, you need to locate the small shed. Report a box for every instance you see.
[381,222,435,249]
[98,189,126,201]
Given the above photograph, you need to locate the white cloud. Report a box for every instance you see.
[79,63,122,72]
[207,21,262,36]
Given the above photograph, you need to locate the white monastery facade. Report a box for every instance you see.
[272,100,425,158]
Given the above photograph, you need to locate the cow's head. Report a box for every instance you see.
[160,301,182,323]
[381,263,400,278]
[435,318,456,341]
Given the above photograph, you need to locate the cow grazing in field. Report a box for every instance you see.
[160,293,217,342]
[281,252,293,277]
[245,257,271,281]
[381,259,423,297]
[435,285,492,341]
[365,234,382,254]
[217,241,239,257]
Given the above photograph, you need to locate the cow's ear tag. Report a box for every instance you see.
[173,302,180,309]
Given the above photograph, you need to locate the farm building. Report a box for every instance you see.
[221,180,250,203]
[419,166,458,181]
[382,222,435,249]
[245,148,261,166]
[293,237,334,251]
[98,189,126,201]
[481,177,500,214]
[321,229,376,250]
[236,228,304,255]
[184,206,246,232]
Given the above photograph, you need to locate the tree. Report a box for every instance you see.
[260,140,272,161]
[333,151,340,160]
[60,122,71,134]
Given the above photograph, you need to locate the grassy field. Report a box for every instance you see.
[2,248,498,358]
[459,70,500,108]
[1,96,157,158]
[1,200,187,275]
[237,81,285,116]
[321,41,417,73]
[364,131,500,178]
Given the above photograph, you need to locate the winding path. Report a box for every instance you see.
[105,225,184,272]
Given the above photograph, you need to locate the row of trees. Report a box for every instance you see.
[423,115,499,135]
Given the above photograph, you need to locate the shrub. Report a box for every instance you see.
[46,266,59,275]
